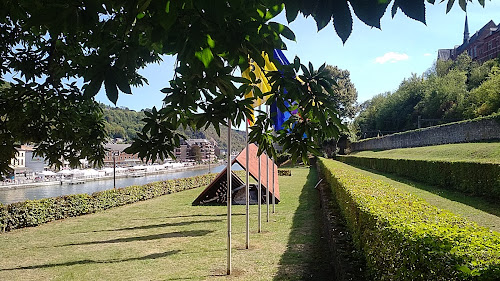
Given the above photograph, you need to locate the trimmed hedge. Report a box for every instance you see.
[337,155,500,200]
[0,173,217,232]
[318,158,500,281]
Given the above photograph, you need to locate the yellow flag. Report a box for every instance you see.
[242,52,278,125]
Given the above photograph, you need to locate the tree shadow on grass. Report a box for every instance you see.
[58,230,214,247]
[0,250,180,271]
[274,166,335,281]
[92,219,223,232]
[352,165,500,218]
[132,213,245,221]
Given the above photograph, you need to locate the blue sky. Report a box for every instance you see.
[97,1,500,111]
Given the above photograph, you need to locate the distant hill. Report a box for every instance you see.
[101,104,247,153]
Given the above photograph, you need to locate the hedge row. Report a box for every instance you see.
[337,155,500,200]
[318,158,500,281]
[0,173,217,232]
[278,169,292,176]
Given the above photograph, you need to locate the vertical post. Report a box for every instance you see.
[245,121,250,249]
[266,106,269,223]
[227,118,232,275]
[272,154,275,213]
[258,107,262,233]
[266,153,269,222]
[208,148,211,174]
[113,152,116,189]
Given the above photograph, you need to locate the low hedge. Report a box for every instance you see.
[318,158,500,281]
[278,169,292,176]
[0,173,217,232]
[337,155,500,200]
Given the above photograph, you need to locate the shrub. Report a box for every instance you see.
[337,156,500,200]
[0,173,216,232]
[278,169,292,176]
[318,158,500,281]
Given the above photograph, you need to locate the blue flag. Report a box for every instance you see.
[271,49,291,131]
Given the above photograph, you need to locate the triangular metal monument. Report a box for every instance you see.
[192,143,279,205]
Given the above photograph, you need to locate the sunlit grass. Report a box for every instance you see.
[0,167,331,280]
[350,142,500,163]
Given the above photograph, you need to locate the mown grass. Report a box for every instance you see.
[344,164,500,232]
[350,142,500,163]
[0,167,333,281]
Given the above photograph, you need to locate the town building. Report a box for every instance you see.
[438,16,500,63]
[104,143,142,167]
[8,146,27,179]
[174,139,217,162]
[24,145,47,174]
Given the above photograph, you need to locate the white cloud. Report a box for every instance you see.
[423,53,432,57]
[375,52,409,64]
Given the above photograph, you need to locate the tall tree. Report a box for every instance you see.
[0,0,486,176]
[323,65,358,119]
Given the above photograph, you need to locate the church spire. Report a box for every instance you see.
[463,14,470,44]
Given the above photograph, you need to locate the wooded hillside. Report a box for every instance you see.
[355,55,500,138]
[102,105,247,153]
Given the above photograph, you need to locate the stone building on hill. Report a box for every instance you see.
[438,16,500,63]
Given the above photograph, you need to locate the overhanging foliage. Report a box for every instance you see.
[0,0,485,176]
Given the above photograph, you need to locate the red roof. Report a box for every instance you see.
[234,143,279,201]
[192,143,280,205]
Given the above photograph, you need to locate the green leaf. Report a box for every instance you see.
[395,0,426,23]
[207,34,215,48]
[83,76,103,98]
[301,64,310,77]
[285,0,300,23]
[332,1,353,44]
[313,1,333,31]
[269,22,296,41]
[350,0,391,28]
[446,0,456,13]
[294,56,300,72]
[458,0,467,11]
[391,2,399,18]
[114,69,132,94]
[104,76,119,104]
[195,48,214,68]
[165,0,171,13]
[230,76,251,84]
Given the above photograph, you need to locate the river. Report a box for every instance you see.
[0,164,236,205]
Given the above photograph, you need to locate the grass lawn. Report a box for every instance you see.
[350,142,500,163]
[344,164,500,232]
[0,167,333,280]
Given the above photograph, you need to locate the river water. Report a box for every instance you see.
[0,164,233,205]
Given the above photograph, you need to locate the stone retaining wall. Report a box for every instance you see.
[351,115,500,152]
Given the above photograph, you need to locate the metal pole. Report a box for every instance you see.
[227,118,232,275]
[272,154,275,213]
[258,106,262,233]
[113,153,116,189]
[266,106,269,223]
[245,121,250,249]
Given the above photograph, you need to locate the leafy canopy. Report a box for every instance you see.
[0,0,484,176]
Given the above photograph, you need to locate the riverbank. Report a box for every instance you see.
[0,164,230,205]
[0,162,219,191]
